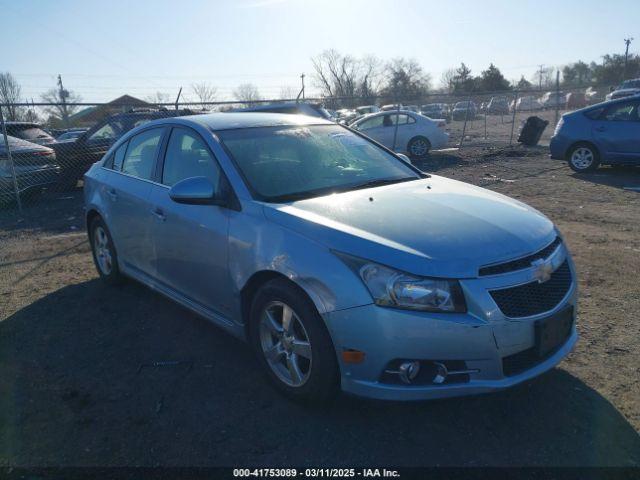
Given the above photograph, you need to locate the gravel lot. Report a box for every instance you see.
[1,145,639,467]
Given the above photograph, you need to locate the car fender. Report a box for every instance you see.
[227,203,373,321]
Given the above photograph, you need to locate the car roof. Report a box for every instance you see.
[144,112,334,131]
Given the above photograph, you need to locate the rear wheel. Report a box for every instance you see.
[407,136,431,159]
[250,278,338,403]
[568,143,600,172]
[89,217,123,285]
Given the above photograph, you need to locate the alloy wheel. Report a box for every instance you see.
[93,226,113,275]
[259,301,312,387]
[570,147,594,170]
[410,139,429,157]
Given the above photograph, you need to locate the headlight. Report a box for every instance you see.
[336,253,466,313]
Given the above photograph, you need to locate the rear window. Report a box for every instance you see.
[10,127,53,141]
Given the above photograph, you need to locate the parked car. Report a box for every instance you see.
[350,110,448,158]
[550,95,640,172]
[231,102,332,120]
[56,130,86,141]
[420,103,451,122]
[487,96,510,115]
[585,87,602,104]
[510,96,541,112]
[84,112,577,403]
[605,78,640,101]
[380,104,403,111]
[565,92,587,110]
[3,122,57,146]
[0,135,59,202]
[452,101,477,120]
[52,109,195,188]
[540,92,566,109]
[355,105,380,116]
[335,109,358,124]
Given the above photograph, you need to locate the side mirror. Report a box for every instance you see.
[397,153,412,164]
[169,176,225,206]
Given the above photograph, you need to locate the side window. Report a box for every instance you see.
[112,142,128,171]
[602,102,638,122]
[121,128,164,180]
[386,114,409,126]
[162,128,221,188]
[357,116,384,130]
[88,121,124,143]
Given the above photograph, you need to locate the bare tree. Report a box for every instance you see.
[191,82,217,109]
[278,85,297,100]
[311,49,383,107]
[0,72,24,121]
[41,85,82,127]
[144,91,172,105]
[233,83,261,106]
[439,68,457,93]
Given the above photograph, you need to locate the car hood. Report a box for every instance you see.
[262,176,556,278]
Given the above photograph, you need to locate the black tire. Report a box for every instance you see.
[249,278,339,404]
[407,136,431,159]
[567,143,600,173]
[89,216,123,285]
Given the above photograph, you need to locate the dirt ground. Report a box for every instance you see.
[1,145,639,467]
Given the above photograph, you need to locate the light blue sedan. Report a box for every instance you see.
[550,94,640,172]
[84,113,577,403]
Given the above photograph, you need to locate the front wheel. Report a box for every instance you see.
[568,143,600,172]
[407,136,431,159]
[250,278,338,403]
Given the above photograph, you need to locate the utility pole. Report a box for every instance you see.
[57,74,70,128]
[623,38,634,81]
[296,73,305,102]
[537,64,545,91]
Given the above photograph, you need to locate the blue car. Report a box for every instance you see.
[550,94,640,172]
[84,113,577,403]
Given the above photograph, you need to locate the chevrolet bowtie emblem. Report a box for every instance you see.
[531,258,554,283]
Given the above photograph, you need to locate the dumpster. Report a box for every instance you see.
[518,116,549,146]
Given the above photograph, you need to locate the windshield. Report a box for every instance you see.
[218,124,421,202]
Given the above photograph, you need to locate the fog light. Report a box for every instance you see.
[398,361,420,384]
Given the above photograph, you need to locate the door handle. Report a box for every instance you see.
[151,207,166,222]
[107,188,117,201]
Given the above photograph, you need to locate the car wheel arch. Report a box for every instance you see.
[240,270,328,340]
[566,140,600,160]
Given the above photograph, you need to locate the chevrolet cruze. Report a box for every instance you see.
[84,113,578,402]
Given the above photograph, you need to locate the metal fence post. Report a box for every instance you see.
[0,104,22,212]
[509,90,519,146]
[458,91,474,148]
[554,70,560,128]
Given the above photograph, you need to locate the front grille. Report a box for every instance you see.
[489,260,572,318]
[479,237,562,276]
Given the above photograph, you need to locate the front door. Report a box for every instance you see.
[149,126,232,316]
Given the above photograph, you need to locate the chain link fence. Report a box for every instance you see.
[0,83,606,213]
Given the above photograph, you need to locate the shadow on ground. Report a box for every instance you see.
[571,166,640,191]
[1,280,639,467]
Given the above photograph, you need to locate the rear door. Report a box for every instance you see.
[100,127,166,278]
[148,126,233,317]
[592,100,640,161]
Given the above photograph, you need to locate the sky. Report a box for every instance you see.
[1,0,638,103]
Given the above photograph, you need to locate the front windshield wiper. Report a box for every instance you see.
[346,176,419,192]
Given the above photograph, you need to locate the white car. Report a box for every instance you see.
[510,96,542,112]
[351,110,448,159]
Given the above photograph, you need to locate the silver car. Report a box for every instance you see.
[84,113,578,403]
